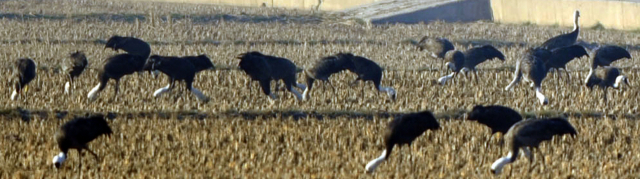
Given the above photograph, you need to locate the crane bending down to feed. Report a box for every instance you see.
[303,52,396,101]
[491,117,577,175]
[365,110,440,173]
[585,45,632,83]
[467,105,523,141]
[237,51,306,102]
[65,51,89,94]
[437,45,505,85]
[505,47,551,105]
[52,114,113,169]
[413,36,455,68]
[585,67,629,102]
[539,10,580,50]
[11,58,37,100]
[143,55,214,102]
[87,54,147,101]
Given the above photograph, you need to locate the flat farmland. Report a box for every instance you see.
[0,0,639,178]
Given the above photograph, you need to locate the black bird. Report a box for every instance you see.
[144,55,212,101]
[183,54,215,73]
[87,54,147,101]
[542,45,589,80]
[237,51,306,102]
[414,36,455,68]
[585,67,629,102]
[438,45,505,84]
[467,105,523,135]
[65,51,89,94]
[105,35,152,74]
[365,110,440,173]
[586,45,632,83]
[491,117,577,175]
[11,58,37,100]
[539,10,580,50]
[52,114,113,169]
[505,47,551,105]
[105,35,152,60]
[303,52,396,101]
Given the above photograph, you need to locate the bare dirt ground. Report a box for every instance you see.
[0,0,639,178]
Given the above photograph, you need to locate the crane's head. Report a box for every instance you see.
[614,75,629,88]
[52,152,67,169]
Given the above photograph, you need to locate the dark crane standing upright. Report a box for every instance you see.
[505,47,551,105]
[491,117,577,175]
[539,10,580,50]
[302,52,396,101]
[237,51,306,102]
[11,58,37,101]
[585,67,629,102]
[65,51,89,94]
[585,45,632,84]
[365,110,440,173]
[52,114,113,169]
[437,45,505,85]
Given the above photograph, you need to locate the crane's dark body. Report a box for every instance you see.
[55,114,113,168]
[68,51,88,82]
[383,111,440,159]
[238,51,300,98]
[14,58,37,93]
[467,105,523,134]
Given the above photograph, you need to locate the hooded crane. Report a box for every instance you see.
[11,58,37,100]
[302,53,352,100]
[52,114,113,169]
[414,36,455,68]
[144,55,213,102]
[303,52,396,101]
[539,10,580,50]
[105,35,152,74]
[237,51,306,102]
[365,110,440,173]
[491,117,577,175]
[585,67,629,102]
[87,54,147,101]
[467,105,523,138]
[414,36,455,59]
[64,51,89,94]
[586,45,632,83]
[437,45,505,85]
[542,45,589,81]
[505,47,551,105]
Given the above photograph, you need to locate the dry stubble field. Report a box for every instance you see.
[1,0,640,178]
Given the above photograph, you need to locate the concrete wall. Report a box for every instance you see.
[491,0,640,30]
[370,0,493,24]
[145,0,380,11]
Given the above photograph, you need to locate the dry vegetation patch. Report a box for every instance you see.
[0,0,639,177]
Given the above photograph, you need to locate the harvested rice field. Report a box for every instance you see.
[0,0,639,178]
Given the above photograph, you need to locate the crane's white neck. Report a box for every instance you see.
[585,68,595,84]
[365,150,387,173]
[491,152,514,175]
[614,76,627,88]
[438,72,456,85]
[535,87,548,105]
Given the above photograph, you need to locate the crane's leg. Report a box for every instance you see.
[113,80,120,101]
[77,148,83,169]
[84,145,100,162]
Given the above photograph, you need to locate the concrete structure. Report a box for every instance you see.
[492,0,640,30]
[143,0,640,30]
[145,0,380,11]
[343,0,492,24]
